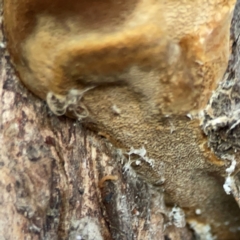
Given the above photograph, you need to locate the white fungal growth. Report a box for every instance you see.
[0,42,6,48]
[189,221,215,240]
[135,160,141,165]
[127,146,155,167]
[223,176,234,195]
[186,113,193,120]
[169,206,186,228]
[225,156,236,174]
[69,217,103,240]
[204,107,240,133]
[46,86,94,120]
[204,116,230,132]
[195,209,202,215]
[123,147,155,178]
[222,155,236,195]
[122,158,137,177]
[111,104,121,115]
[128,146,147,157]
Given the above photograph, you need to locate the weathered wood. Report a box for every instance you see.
[203,1,240,210]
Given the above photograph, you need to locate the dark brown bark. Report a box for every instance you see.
[203,1,240,209]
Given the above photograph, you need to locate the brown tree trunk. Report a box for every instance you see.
[1,1,240,240]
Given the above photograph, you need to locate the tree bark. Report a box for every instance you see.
[0,1,194,240]
[1,1,240,240]
[203,1,240,209]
